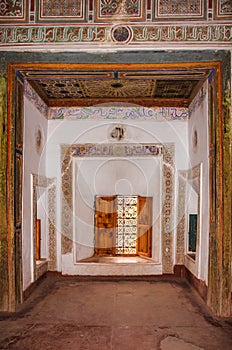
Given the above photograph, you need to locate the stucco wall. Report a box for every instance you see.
[46,116,188,274]
[22,97,48,290]
[187,82,209,284]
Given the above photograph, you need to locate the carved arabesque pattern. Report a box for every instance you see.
[33,174,57,276]
[61,143,175,273]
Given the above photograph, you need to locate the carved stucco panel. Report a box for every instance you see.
[61,143,175,274]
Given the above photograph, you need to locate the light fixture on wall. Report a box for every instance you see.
[110,125,125,141]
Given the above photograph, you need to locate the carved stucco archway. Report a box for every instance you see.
[61,143,175,274]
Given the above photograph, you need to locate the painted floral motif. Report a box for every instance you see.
[71,143,163,157]
[0,0,23,17]
[99,0,140,17]
[219,0,232,14]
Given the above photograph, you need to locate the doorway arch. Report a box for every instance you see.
[1,52,230,316]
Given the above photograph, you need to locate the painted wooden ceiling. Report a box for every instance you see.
[20,67,210,107]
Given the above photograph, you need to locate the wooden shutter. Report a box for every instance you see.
[94,196,117,256]
[137,196,152,257]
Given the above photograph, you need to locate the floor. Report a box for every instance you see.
[79,256,153,263]
[0,274,232,350]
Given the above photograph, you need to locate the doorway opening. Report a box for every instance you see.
[94,195,152,259]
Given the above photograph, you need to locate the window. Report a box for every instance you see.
[94,195,152,257]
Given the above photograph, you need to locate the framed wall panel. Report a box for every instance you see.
[36,0,86,23]
[153,0,206,21]
[0,0,28,23]
[95,0,145,22]
[214,0,232,19]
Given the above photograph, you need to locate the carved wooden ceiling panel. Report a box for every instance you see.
[19,67,210,107]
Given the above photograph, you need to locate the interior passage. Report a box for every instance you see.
[0,276,232,350]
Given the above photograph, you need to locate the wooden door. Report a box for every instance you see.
[137,196,152,257]
[94,196,117,256]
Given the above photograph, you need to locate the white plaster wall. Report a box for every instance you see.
[22,97,48,290]
[188,83,209,284]
[37,189,47,259]
[47,119,189,171]
[46,116,188,274]
[73,157,162,262]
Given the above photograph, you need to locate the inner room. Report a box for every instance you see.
[19,63,210,280]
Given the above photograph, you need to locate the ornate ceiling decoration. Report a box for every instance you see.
[1,0,231,23]
[20,67,210,107]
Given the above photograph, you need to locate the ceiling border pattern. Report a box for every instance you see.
[24,79,189,120]
[24,80,49,118]
[0,24,231,46]
[189,82,207,116]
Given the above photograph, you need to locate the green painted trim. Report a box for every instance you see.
[0,74,9,311]
[221,80,232,316]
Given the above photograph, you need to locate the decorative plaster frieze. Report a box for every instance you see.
[96,0,145,22]
[25,84,189,121]
[49,106,189,121]
[176,164,201,265]
[24,81,49,119]
[33,174,57,275]
[71,143,163,157]
[189,83,207,117]
[61,146,73,255]
[176,171,187,265]
[0,24,231,46]
[162,143,175,273]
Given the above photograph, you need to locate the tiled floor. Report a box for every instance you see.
[0,275,231,350]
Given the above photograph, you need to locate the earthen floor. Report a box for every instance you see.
[0,274,231,350]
